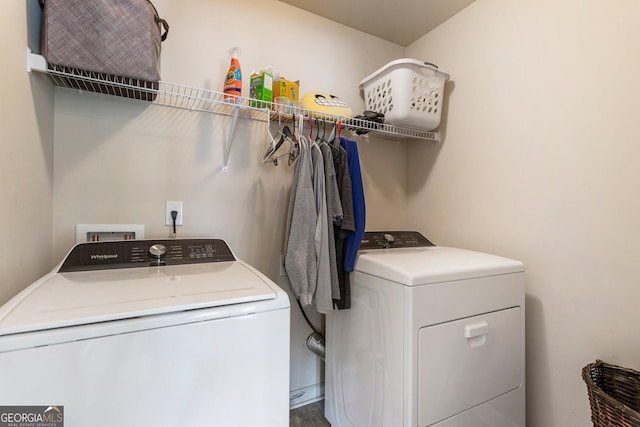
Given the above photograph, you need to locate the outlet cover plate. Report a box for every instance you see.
[166,201,183,226]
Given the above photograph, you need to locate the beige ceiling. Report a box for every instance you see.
[278,0,476,46]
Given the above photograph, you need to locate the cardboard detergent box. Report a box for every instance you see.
[249,70,273,108]
[272,77,300,104]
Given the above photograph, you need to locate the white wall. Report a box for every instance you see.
[51,0,405,406]
[0,1,54,305]
[20,0,627,423]
[406,0,640,425]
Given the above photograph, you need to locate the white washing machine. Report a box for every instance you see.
[325,231,525,427]
[0,238,290,426]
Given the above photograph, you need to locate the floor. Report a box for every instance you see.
[290,400,331,427]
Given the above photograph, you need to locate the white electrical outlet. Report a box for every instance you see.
[165,201,183,226]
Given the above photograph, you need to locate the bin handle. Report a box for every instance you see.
[147,0,170,42]
[420,61,450,81]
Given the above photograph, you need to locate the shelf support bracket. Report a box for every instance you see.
[222,104,241,172]
[27,48,47,73]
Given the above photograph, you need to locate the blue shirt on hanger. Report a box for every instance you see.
[340,137,365,272]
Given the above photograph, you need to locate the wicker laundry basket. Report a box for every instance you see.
[582,359,640,426]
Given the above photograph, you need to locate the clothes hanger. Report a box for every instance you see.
[308,116,318,146]
[327,119,337,142]
[271,127,297,166]
[319,119,327,143]
[286,114,300,166]
[299,114,305,137]
[287,137,300,166]
[313,117,324,144]
[261,112,280,164]
[331,119,343,149]
[262,113,295,166]
[293,113,308,164]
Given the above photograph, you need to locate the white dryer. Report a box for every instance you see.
[0,238,290,426]
[325,231,525,427]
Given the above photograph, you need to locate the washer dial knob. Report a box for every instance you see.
[149,244,167,259]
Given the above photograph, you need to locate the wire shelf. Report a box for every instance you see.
[45,64,268,119]
[28,53,440,143]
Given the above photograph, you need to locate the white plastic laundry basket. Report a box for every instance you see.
[359,59,450,130]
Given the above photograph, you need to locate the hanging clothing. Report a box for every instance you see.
[333,143,354,236]
[284,132,363,312]
[340,136,366,273]
[331,141,354,309]
[284,138,317,306]
[311,140,333,314]
[320,142,342,301]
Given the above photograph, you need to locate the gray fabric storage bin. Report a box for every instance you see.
[41,0,168,99]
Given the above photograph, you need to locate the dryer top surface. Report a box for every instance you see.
[355,245,524,286]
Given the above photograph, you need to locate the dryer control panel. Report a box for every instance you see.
[59,238,236,272]
[359,231,435,250]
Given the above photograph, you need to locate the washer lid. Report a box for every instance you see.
[0,261,279,336]
[354,246,524,285]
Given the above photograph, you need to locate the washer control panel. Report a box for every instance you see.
[359,231,434,250]
[59,239,236,272]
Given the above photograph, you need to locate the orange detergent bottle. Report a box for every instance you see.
[224,47,242,99]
